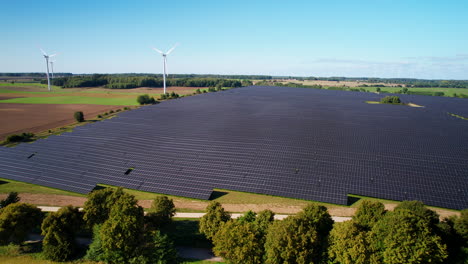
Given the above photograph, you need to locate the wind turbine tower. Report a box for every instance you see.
[152,43,178,94]
[39,48,57,92]
[50,60,56,79]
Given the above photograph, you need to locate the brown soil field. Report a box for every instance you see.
[0,193,459,218]
[0,103,122,140]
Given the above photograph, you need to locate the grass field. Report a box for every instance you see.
[0,96,140,105]
[0,178,85,197]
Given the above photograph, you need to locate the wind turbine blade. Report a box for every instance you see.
[49,53,57,58]
[39,48,47,56]
[166,43,179,55]
[152,47,164,54]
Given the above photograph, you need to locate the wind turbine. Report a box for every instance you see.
[152,43,178,94]
[39,48,57,91]
[50,60,56,79]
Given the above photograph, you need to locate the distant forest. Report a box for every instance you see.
[2,73,468,88]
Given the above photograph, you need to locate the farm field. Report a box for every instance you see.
[0,83,207,105]
[0,103,122,141]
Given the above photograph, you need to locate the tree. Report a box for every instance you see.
[213,220,264,264]
[0,203,42,245]
[99,192,145,263]
[146,196,176,229]
[237,210,257,223]
[84,224,104,261]
[369,209,448,264]
[329,221,375,264]
[199,201,231,240]
[264,204,333,264]
[74,111,84,122]
[353,200,386,230]
[376,87,381,92]
[136,230,178,264]
[42,206,83,261]
[83,187,125,227]
[454,209,468,241]
[394,200,439,228]
[0,192,20,208]
[380,96,401,104]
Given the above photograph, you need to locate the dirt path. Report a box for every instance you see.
[1,193,459,219]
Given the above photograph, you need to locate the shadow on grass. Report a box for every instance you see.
[347,195,361,206]
[209,190,228,200]
[0,180,9,186]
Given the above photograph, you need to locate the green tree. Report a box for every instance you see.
[254,209,275,234]
[455,209,468,241]
[0,192,20,208]
[99,193,145,263]
[329,221,375,264]
[370,209,448,264]
[0,203,42,245]
[264,204,333,264]
[146,196,176,229]
[199,201,231,240]
[84,224,104,261]
[83,187,125,227]
[136,230,178,264]
[237,210,257,223]
[42,206,83,262]
[353,200,386,230]
[74,111,84,122]
[213,220,264,264]
[376,87,381,92]
[394,200,439,227]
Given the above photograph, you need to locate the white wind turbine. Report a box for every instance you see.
[39,48,57,92]
[152,43,178,94]
[50,60,56,79]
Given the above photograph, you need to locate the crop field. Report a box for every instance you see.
[0,86,466,211]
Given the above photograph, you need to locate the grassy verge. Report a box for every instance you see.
[448,112,468,120]
[0,178,85,197]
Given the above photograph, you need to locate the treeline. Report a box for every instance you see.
[201,200,468,264]
[46,74,250,89]
[0,73,73,77]
[0,189,179,263]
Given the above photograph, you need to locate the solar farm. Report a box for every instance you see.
[0,86,467,210]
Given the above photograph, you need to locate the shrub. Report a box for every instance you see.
[97,114,102,118]
[124,107,130,110]
[380,96,401,104]
[5,132,35,143]
[116,109,121,112]
[433,92,445,96]
[109,110,114,114]
[195,89,201,94]
[74,111,84,122]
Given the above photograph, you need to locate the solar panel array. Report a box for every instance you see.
[0,86,467,209]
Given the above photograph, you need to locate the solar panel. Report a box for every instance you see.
[0,86,466,209]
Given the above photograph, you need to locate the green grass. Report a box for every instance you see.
[0,96,138,105]
[0,178,85,197]
[0,82,62,91]
[448,112,468,120]
[162,218,211,248]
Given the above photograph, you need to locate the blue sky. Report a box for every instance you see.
[1,0,468,79]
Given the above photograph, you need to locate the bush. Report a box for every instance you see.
[5,132,34,143]
[74,111,84,122]
[97,114,102,118]
[109,110,114,114]
[380,96,401,104]
[433,92,445,96]
[195,89,201,94]
[124,107,130,110]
